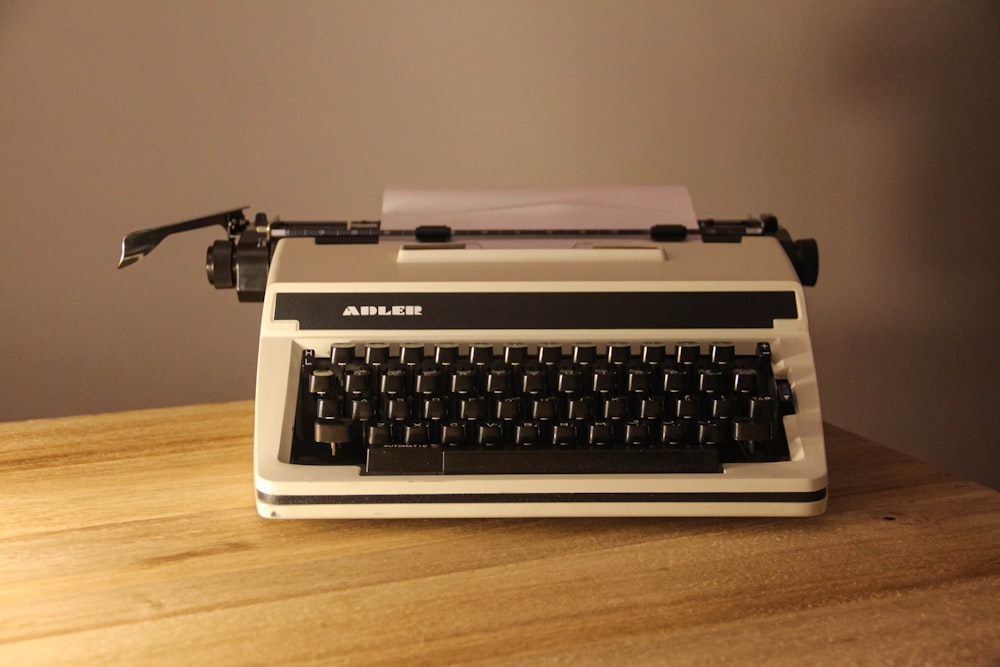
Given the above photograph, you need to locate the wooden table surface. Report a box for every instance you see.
[1,401,998,665]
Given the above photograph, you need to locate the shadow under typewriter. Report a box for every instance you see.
[292,342,795,476]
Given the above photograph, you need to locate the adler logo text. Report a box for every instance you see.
[341,305,423,317]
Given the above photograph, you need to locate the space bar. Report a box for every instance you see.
[365,448,721,475]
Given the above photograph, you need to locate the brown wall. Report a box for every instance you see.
[2,1,998,489]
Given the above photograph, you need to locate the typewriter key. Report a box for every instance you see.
[365,343,390,365]
[675,342,701,365]
[504,344,528,365]
[399,343,425,365]
[514,422,540,446]
[330,343,356,364]
[469,343,494,365]
[641,343,667,364]
[607,343,631,364]
[733,418,772,442]
[434,343,460,365]
[732,369,759,394]
[592,366,616,393]
[316,396,340,419]
[538,343,562,364]
[572,344,597,365]
[710,342,736,365]
[308,369,334,394]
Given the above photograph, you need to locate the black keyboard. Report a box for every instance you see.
[290,342,794,475]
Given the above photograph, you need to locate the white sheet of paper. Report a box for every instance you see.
[381,186,697,232]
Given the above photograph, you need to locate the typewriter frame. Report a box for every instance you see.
[253,237,827,518]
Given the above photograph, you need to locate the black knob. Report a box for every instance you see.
[697,369,723,393]
[477,423,503,447]
[565,397,592,420]
[442,422,466,446]
[641,343,667,364]
[588,421,613,446]
[607,343,631,364]
[485,367,510,394]
[451,366,477,394]
[732,369,759,393]
[380,369,406,395]
[538,343,562,364]
[697,421,724,444]
[316,396,340,419]
[637,397,664,420]
[557,365,582,393]
[531,397,557,420]
[710,342,735,366]
[660,420,685,445]
[458,397,485,420]
[552,422,576,446]
[675,342,700,364]
[434,343,460,365]
[350,398,372,421]
[748,395,775,421]
[601,396,628,419]
[399,343,425,365]
[367,423,391,446]
[521,366,547,394]
[344,369,370,395]
[662,369,686,393]
[403,423,428,445]
[624,420,649,445]
[384,397,409,420]
[504,344,528,365]
[422,397,447,420]
[469,343,494,365]
[592,366,616,393]
[330,343,355,364]
[627,367,650,393]
[365,343,390,365]
[515,422,540,446]
[414,369,440,395]
[572,344,597,364]
[496,397,521,420]
[308,369,334,394]
[206,240,235,289]
[314,418,351,445]
[791,239,819,286]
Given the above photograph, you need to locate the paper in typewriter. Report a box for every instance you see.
[382,186,697,247]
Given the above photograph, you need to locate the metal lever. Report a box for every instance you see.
[117,207,248,268]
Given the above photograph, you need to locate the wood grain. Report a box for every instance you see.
[1,401,998,665]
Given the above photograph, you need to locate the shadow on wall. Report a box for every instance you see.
[836,4,1000,487]
[844,3,999,269]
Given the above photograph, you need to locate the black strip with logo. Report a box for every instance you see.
[273,292,798,330]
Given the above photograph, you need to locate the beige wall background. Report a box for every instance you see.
[2,1,998,489]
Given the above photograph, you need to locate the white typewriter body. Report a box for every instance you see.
[253,222,827,518]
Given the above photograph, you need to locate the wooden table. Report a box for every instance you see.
[2,401,998,665]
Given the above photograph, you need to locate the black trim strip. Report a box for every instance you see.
[274,291,799,330]
[257,488,827,506]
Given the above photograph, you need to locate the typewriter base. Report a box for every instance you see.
[254,459,828,518]
[255,490,828,519]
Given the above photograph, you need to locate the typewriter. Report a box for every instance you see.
[119,187,826,518]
